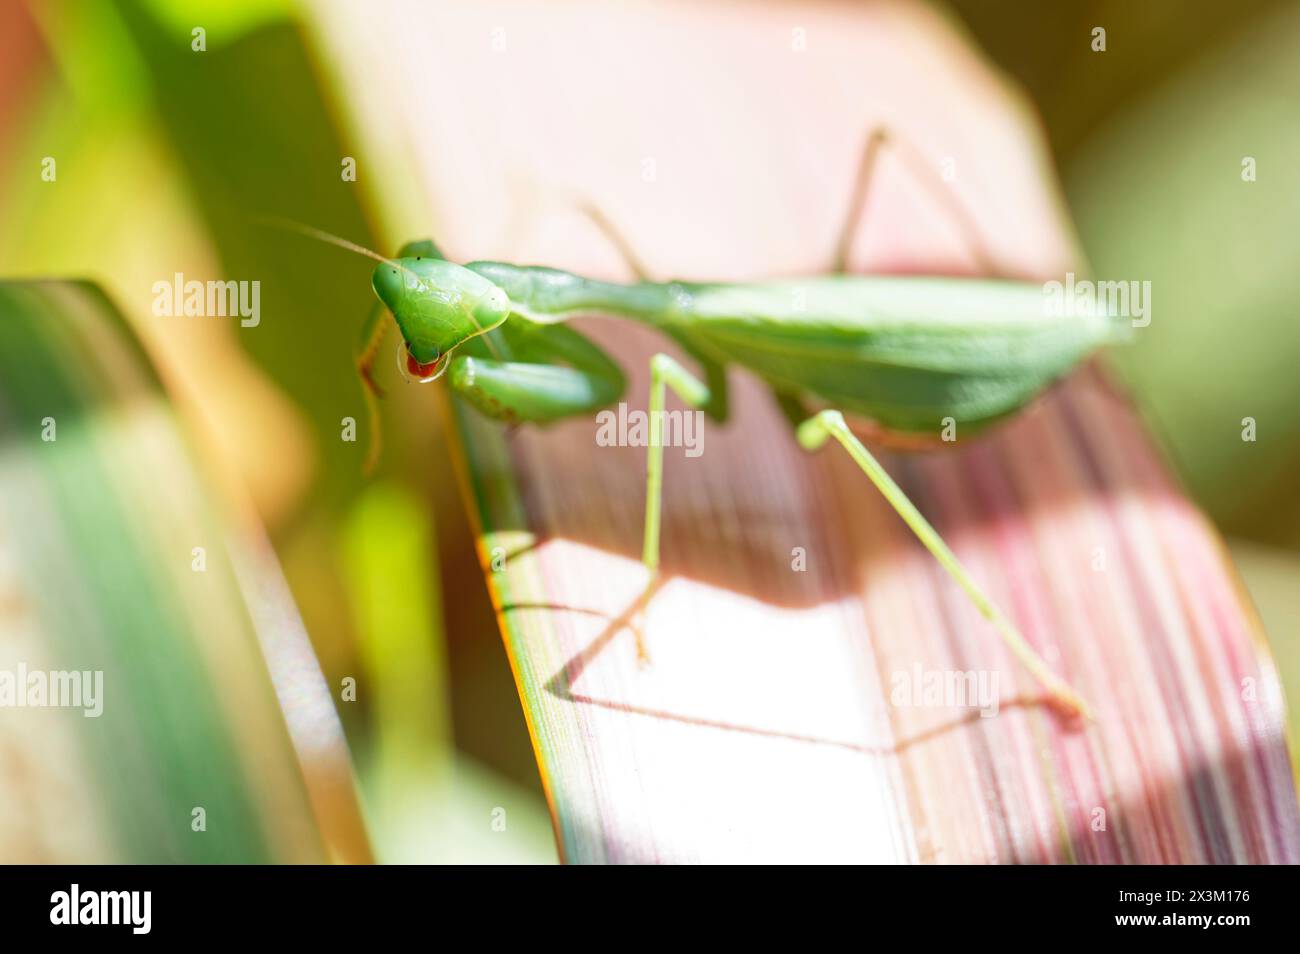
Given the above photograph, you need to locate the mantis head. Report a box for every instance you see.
[371,257,511,372]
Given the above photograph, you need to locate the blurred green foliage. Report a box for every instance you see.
[1065,3,1300,548]
[0,0,554,862]
[0,281,322,861]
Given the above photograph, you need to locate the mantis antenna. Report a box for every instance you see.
[250,215,405,270]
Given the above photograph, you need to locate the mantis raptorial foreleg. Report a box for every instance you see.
[795,410,1091,718]
[447,318,625,424]
[831,127,998,275]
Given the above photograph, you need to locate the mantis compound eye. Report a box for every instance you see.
[372,264,406,314]
[372,258,511,366]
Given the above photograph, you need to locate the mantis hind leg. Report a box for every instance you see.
[796,409,1091,719]
[831,127,998,275]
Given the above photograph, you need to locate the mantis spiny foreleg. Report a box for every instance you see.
[446,318,625,424]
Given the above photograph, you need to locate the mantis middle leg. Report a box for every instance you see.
[831,126,998,275]
[638,359,1090,717]
[576,201,730,423]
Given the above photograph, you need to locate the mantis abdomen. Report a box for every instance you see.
[466,263,1120,432]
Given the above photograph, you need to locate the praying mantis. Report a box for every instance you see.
[338,130,1126,719]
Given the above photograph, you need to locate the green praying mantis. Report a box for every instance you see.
[327,130,1127,720]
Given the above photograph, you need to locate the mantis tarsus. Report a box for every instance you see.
[341,130,1125,719]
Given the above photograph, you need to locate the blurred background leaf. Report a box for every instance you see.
[0,0,553,862]
[0,280,362,861]
[1063,3,1300,546]
[952,0,1300,754]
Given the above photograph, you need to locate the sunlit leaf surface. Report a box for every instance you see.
[311,0,1300,863]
